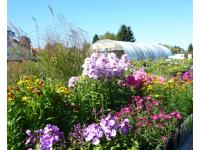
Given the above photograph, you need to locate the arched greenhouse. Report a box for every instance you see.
[90,39,172,60]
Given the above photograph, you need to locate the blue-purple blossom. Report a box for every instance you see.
[68,76,79,87]
[82,53,130,79]
[25,124,65,150]
[71,114,132,146]
[119,118,132,135]
[69,123,85,144]
[83,123,104,145]
[99,114,118,140]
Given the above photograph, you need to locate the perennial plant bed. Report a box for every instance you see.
[7,53,192,150]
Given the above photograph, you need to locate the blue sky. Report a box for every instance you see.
[8,0,192,49]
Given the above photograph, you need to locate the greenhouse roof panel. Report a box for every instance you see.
[90,39,172,60]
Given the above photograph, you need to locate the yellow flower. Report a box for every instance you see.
[147,85,152,91]
[26,86,32,91]
[55,86,71,95]
[8,97,13,101]
[17,80,25,86]
[8,92,14,101]
[21,96,29,102]
[35,79,40,83]
[168,79,174,84]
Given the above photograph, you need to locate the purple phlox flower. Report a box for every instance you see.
[25,124,64,150]
[82,53,130,79]
[25,130,35,145]
[26,130,32,136]
[119,118,132,135]
[83,123,103,145]
[119,54,130,70]
[68,76,79,87]
[100,115,118,140]
[69,123,85,143]
[92,137,100,145]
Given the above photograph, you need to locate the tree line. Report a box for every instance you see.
[92,24,136,44]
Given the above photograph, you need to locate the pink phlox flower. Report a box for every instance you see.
[159,77,165,84]
[162,136,168,142]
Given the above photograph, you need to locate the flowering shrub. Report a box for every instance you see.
[69,95,182,149]
[181,70,193,82]
[115,96,182,150]
[7,76,75,150]
[119,69,164,93]
[130,59,192,79]
[25,124,65,150]
[142,74,193,118]
[8,56,193,149]
[82,52,130,79]
[69,113,138,149]
[7,76,45,101]
[68,76,135,124]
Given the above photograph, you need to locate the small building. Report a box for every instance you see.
[7,41,32,61]
[168,54,185,60]
[90,39,172,60]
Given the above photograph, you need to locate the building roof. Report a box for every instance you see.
[90,39,172,60]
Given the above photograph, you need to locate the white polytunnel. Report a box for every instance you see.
[90,39,172,60]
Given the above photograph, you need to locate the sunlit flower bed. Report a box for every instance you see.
[8,53,192,150]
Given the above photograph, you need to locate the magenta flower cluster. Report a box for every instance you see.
[25,124,65,150]
[82,53,130,79]
[182,70,193,81]
[71,114,132,145]
[126,69,147,89]
[114,96,182,141]
[151,111,182,120]
[119,69,164,90]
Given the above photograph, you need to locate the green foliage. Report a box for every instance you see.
[7,45,87,86]
[160,44,185,54]
[68,76,135,124]
[7,76,73,150]
[82,41,91,56]
[92,34,100,44]
[7,61,40,86]
[7,53,192,149]
[131,59,192,79]
[100,32,116,40]
[83,137,139,150]
[37,45,85,84]
[171,46,184,54]
[142,79,193,118]
[116,24,136,42]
